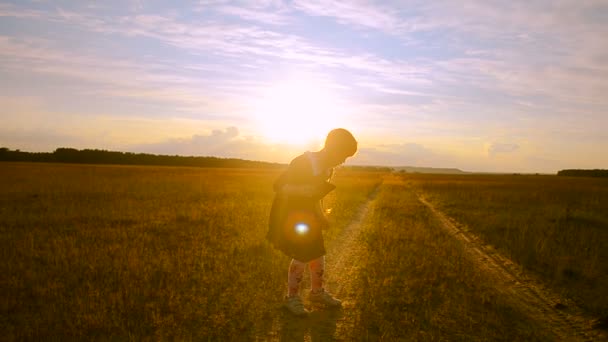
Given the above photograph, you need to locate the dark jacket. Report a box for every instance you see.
[266,152,334,262]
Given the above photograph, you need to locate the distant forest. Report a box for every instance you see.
[0,147,284,169]
[16,148,605,176]
[557,169,608,178]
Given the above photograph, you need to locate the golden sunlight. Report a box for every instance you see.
[252,77,344,145]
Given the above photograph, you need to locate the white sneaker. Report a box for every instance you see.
[283,295,309,316]
[308,289,342,307]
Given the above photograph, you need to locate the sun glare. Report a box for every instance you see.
[252,77,344,146]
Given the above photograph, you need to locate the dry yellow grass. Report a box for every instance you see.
[0,162,381,340]
[349,175,551,340]
[4,163,604,340]
[406,173,608,321]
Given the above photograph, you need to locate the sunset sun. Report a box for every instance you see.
[252,78,344,145]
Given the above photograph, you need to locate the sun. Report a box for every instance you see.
[251,77,345,146]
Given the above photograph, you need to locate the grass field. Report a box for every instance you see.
[406,173,608,320]
[349,175,551,340]
[0,162,381,340]
[2,162,606,340]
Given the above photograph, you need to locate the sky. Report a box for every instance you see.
[1,0,607,173]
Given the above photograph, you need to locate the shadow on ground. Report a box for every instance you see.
[277,307,343,341]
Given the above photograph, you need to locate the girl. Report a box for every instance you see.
[267,128,358,316]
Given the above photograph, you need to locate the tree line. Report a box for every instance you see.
[0,147,284,169]
[557,169,608,178]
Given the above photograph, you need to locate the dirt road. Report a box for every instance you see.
[419,195,606,341]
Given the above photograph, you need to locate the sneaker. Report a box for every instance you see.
[283,295,309,316]
[308,289,342,307]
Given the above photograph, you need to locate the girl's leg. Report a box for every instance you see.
[308,255,340,306]
[309,256,325,293]
[287,259,306,297]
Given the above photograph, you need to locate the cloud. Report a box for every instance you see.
[0,3,43,18]
[216,5,291,25]
[487,143,519,157]
[107,14,427,83]
[292,0,403,33]
[130,127,303,162]
[0,34,250,118]
[130,127,456,168]
[351,143,451,167]
[0,129,84,152]
[2,4,428,83]
[420,1,608,107]
[0,3,429,104]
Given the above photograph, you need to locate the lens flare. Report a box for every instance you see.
[295,223,309,235]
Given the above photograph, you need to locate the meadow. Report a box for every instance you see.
[2,162,606,340]
[0,162,382,340]
[349,175,552,340]
[405,173,608,321]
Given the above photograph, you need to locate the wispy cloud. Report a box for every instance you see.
[216,5,291,25]
[131,126,311,163]
[0,2,44,18]
[0,34,249,118]
[487,143,519,157]
[292,0,403,33]
[353,143,450,167]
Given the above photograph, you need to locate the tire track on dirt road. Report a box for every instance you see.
[262,182,382,341]
[419,195,607,341]
[325,182,382,339]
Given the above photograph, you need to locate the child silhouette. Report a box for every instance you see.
[267,128,358,316]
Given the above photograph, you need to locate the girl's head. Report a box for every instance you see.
[322,128,357,167]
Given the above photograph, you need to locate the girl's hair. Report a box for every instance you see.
[324,128,357,157]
